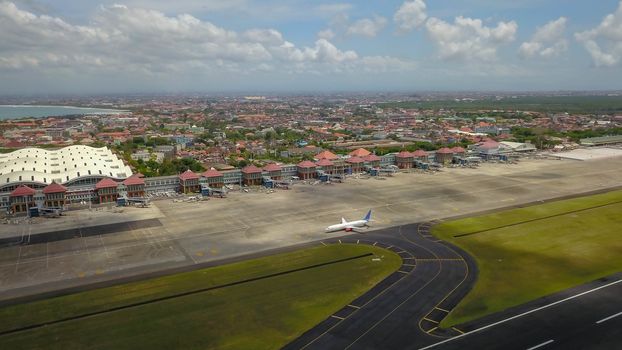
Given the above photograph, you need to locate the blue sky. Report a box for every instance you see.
[1,0,622,94]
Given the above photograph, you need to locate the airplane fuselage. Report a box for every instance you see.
[325,219,368,232]
[325,210,372,232]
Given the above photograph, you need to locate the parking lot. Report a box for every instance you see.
[1,155,621,301]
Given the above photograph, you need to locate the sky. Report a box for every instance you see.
[1,0,622,95]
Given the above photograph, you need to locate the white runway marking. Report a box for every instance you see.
[14,246,22,273]
[98,234,111,259]
[526,339,554,350]
[420,279,622,350]
[596,311,622,324]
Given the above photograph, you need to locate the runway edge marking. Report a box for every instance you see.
[419,278,622,350]
[526,339,554,350]
[596,311,622,324]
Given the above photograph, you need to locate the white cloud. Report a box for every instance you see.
[394,0,427,33]
[532,17,567,42]
[346,16,387,38]
[304,39,359,63]
[1,1,413,77]
[243,28,284,46]
[519,17,568,59]
[118,0,251,14]
[424,16,517,61]
[575,1,622,67]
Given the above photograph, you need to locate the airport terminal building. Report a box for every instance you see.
[0,146,133,212]
[0,143,527,213]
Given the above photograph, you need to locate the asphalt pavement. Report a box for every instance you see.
[284,222,478,350]
[422,274,622,350]
[285,224,621,350]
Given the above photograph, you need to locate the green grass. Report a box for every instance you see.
[434,190,622,327]
[0,244,401,350]
[376,95,622,113]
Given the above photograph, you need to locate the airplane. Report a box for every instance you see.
[325,210,372,232]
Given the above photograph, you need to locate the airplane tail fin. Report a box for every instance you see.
[363,210,372,222]
[341,217,347,224]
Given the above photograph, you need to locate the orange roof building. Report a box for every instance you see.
[349,148,371,157]
[315,150,339,160]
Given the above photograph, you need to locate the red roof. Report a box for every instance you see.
[411,149,428,157]
[451,146,466,153]
[363,154,381,162]
[10,185,36,197]
[436,147,454,154]
[346,156,365,163]
[349,148,371,157]
[315,159,334,167]
[396,151,413,158]
[241,165,262,174]
[42,182,67,194]
[263,163,282,172]
[122,175,145,186]
[95,177,119,190]
[203,169,223,178]
[315,150,339,160]
[179,169,199,181]
[5,140,24,148]
[297,160,317,168]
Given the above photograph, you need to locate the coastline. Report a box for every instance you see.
[0,105,129,119]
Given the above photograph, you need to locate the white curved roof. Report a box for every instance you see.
[0,145,132,186]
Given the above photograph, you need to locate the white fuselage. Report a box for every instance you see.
[325,219,368,232]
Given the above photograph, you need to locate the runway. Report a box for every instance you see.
[285,222,478,350]
[423,274,622,350]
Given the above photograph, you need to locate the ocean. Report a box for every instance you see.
[0,105,128,119]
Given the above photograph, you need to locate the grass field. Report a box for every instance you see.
[377,95,622,113]
[0,244,401,350]
[433,190,622,327]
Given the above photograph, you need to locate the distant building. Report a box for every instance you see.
[263,163,283,180]
[297,161,317,180]
[173,135,194,146]
[435,148,454,164]
[179,170,200,193]
[45,128,64,139]
[474,126,511,135]
[163,123,190,130]
[155,145,176,159]
[189,125,205,134]
[499,141,537,152]
[395,151,414,169]
[131,150,152,161]
[202,169,225,188]
[241,165,263,186]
